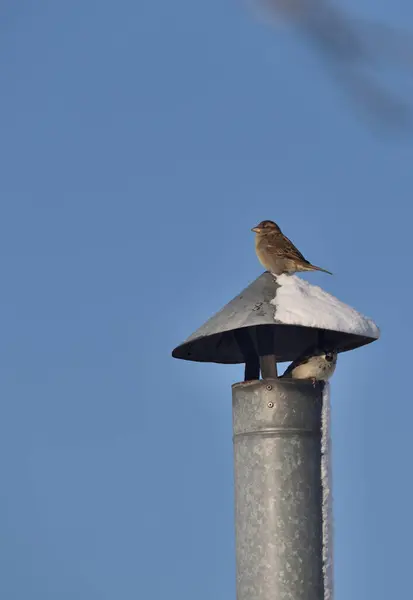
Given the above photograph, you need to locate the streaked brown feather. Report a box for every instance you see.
[264,232,309,264]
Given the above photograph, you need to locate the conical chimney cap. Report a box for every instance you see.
[172,272,379,364]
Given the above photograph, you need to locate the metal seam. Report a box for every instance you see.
[233,427,319,439]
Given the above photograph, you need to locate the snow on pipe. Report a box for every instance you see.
[322,382,334,600]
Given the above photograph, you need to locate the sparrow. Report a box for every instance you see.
[282,348,337,386]
[251,220,332,275]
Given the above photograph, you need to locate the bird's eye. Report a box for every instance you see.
[325,353,334,362]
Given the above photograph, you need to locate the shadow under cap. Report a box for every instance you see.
[172,272,380,364]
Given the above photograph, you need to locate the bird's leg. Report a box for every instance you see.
[311,377,317,388]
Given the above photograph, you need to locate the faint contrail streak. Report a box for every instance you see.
[249,0,413,129]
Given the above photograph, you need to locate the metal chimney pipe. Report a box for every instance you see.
[173,272,379,599]
[233,378,326,600]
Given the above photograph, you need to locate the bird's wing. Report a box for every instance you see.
[266,233,309,263]
[282,345,321,377]
[282,355,312,377]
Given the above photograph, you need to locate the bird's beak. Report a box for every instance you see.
[251,227,260,233]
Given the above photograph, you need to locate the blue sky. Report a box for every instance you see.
[0,1,412,598]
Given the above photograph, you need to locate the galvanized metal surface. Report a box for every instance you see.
[172,272,379,364]
[233,378,325,600]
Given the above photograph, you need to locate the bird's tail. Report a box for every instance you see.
[308,264,333,275]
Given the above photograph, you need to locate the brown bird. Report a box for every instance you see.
[251,220,332,275]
